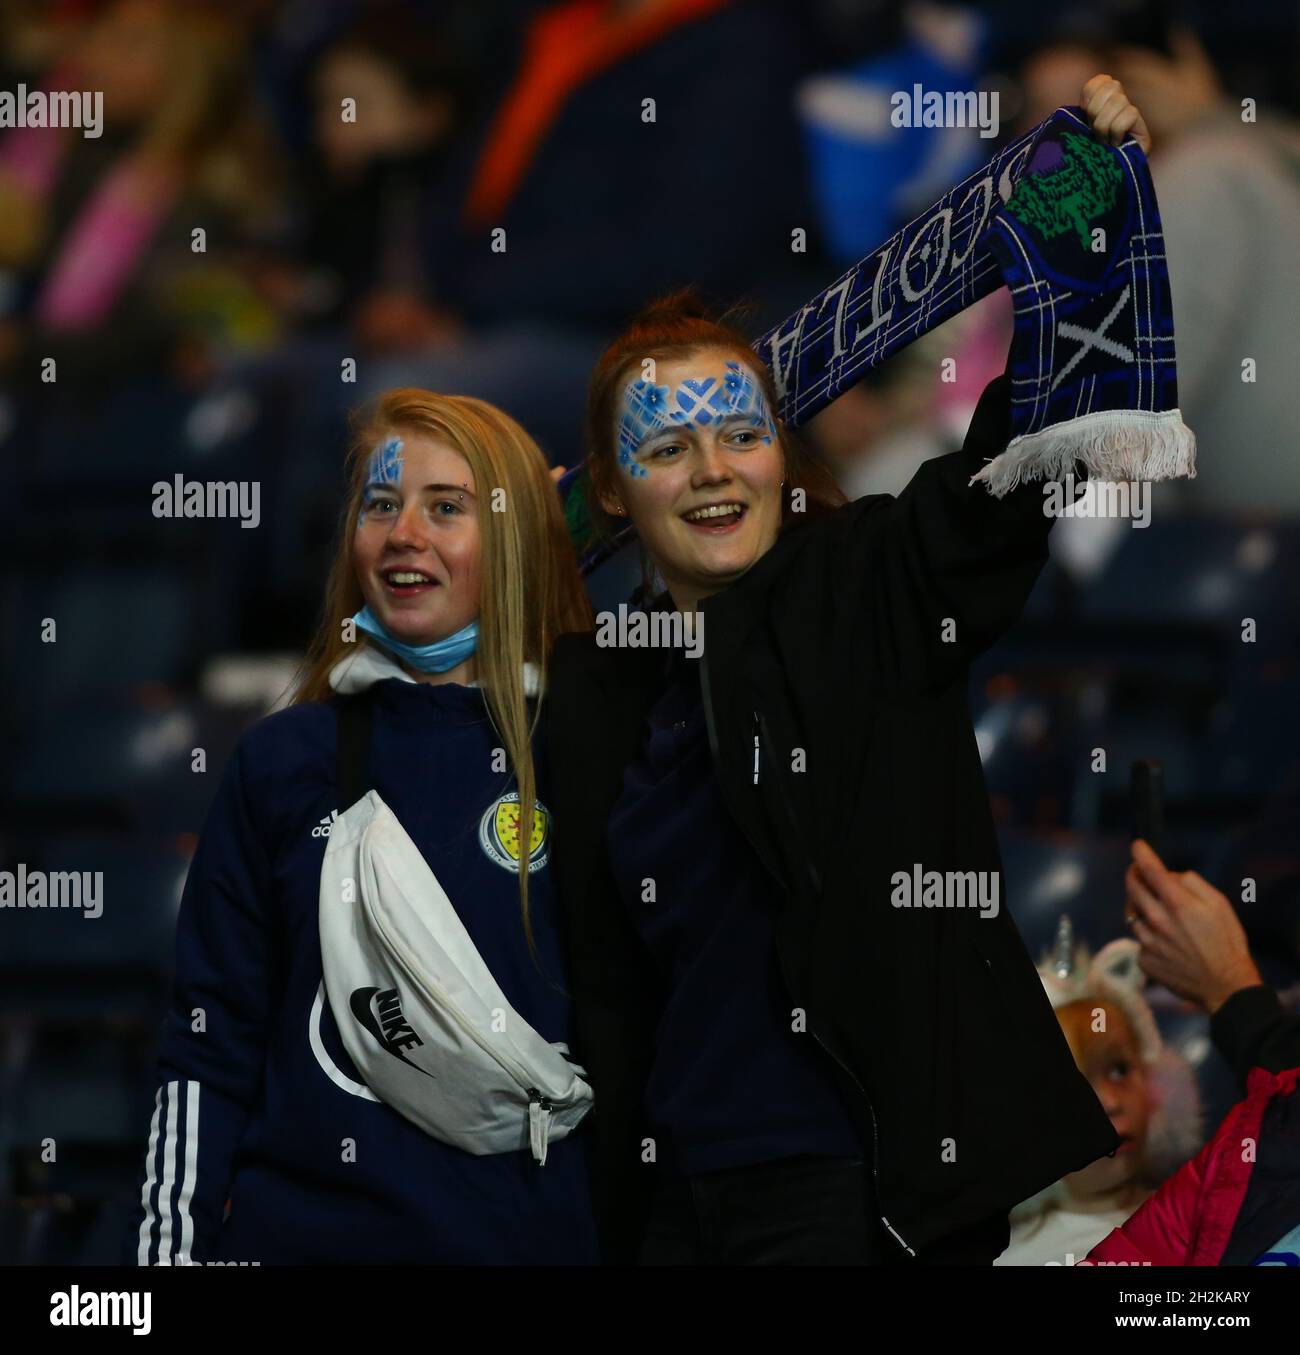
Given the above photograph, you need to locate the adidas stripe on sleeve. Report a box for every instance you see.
[127,738,275,1265]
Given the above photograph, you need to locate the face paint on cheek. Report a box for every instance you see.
[357,435,404,525]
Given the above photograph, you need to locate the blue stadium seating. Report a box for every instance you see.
[1079,517,1300,631]
[0,833,188,1020]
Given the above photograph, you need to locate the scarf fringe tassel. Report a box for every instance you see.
[969,408,1198,499]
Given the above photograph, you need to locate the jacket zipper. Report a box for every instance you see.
[698,646,914,1256]
[770,903,913,1257]
[751,707,915,1258]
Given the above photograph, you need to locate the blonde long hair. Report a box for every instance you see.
[293,389,593,953]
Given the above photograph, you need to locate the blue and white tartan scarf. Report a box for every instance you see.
[560,104,1195,569]
[755,103,1196,496]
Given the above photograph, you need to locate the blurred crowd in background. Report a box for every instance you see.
[2,0,1300,1263]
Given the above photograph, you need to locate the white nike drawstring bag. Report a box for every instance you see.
[319,789,592,1164]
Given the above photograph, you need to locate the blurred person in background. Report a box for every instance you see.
[797,4,1027,511]
[291,9,469,346]
[995,930,1202,1265]
[1079,837,1300,1264]
[1017,7,1300,513]
[1215,775,1300,996]
[1113,25,1300,513]
[0,0,284,397]
[795,1,993,267]
[434,0,818,334]
[363,0,822,461]
[1126,838,1300,1084]
[840,1,1300,539]
[1085,1058,1300,1264]
[127,391,598,1264]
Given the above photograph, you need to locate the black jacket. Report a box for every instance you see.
[545,377,1121,1263]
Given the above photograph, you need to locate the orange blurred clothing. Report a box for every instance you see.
[464,0,732,227]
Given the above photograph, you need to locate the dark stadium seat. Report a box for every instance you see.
[995,827,1134,960]
[0,833,188,1020]
[1078,517,1300,630]
[970,671,1097,829]
[3,566,200,722]
[4,695,246,834]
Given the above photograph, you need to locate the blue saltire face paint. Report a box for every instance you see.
[358,435,405,525]
[616,360,775,477]
[351,605,479,674]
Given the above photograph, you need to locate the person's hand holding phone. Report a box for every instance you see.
[1125,839,1263,1013]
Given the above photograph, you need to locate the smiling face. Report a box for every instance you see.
[352,431,482,647]
[601,348,786,610]
[1056,1000,1152,1200]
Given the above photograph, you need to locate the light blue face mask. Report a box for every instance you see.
[352,606,479,674]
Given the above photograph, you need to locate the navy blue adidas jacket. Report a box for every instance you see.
[125,653,598,1265]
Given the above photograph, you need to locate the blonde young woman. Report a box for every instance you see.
[127,390,597,1264]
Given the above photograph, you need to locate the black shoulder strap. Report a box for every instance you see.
[336,690,376,811]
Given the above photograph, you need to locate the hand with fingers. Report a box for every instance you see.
[1082,74,1153,155]
[1125,839,1263,1014]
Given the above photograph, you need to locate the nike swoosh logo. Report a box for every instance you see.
[349,987,437,1079]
